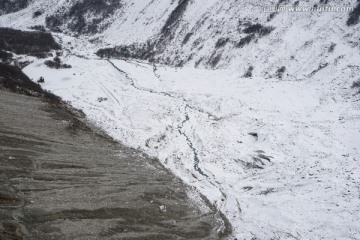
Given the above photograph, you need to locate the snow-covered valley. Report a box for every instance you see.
[21,48,360,239]
[1,0,360,238]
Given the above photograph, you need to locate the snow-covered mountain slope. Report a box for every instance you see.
[1,0,360,239]
[0,0,359,70]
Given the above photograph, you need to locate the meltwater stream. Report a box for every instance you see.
[0,90,230,239]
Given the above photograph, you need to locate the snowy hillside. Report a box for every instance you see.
[1,0,360,239]
[1,0,359,69]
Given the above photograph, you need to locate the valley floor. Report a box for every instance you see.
[23,49,360,239]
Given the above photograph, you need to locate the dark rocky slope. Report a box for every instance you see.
[0,28,60,58]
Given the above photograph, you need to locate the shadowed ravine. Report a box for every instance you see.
[0,89,230,240]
